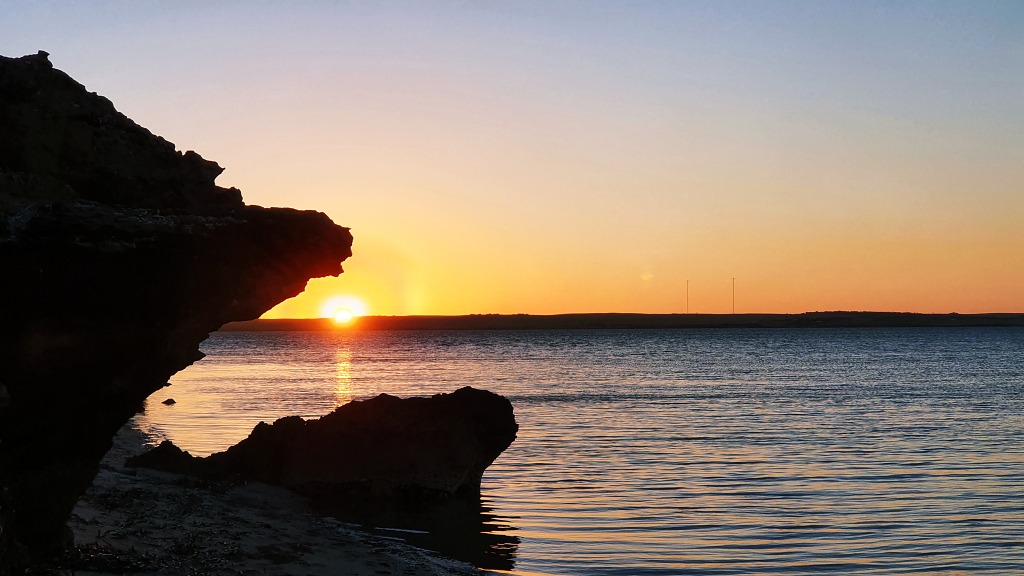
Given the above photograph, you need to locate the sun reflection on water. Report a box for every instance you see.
[335,348,353,406]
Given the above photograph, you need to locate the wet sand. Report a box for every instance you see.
[53,424,483,576]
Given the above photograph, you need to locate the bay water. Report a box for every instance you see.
[134,327,1024,575]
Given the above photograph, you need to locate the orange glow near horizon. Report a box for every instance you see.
[319,295,368,319]
[255,213,1023,318]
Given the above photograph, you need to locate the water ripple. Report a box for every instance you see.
[137,327,1024,575]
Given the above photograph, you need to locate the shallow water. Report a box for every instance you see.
[136,327,1024,575]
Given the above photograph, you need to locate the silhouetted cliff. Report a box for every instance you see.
[128,387,518,502]
[0,52,353,573]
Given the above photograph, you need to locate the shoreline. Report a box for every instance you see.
[222,312,1024,332]
[45,423,485,576]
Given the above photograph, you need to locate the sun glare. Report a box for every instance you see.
[321,295,369,322]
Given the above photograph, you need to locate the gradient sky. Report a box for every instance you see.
[4,1,1022,316]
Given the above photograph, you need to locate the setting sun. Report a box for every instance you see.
[319,295,369,319]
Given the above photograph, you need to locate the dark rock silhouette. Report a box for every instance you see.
[0,52,352,573]
[128,387,518,502]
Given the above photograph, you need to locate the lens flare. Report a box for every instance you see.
[320,295,369,319]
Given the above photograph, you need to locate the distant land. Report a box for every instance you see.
[220,312,1024,332]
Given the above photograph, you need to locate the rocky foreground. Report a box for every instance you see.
[1,51,352,572]
[45,424,483,576]
[128,387,517,503]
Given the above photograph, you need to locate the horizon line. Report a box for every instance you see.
[225,312,1024,332]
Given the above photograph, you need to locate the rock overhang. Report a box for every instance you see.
[0,51,353,573]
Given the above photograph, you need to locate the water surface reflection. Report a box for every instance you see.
[335,348,353,405]
[314,495,520,571]
[137,328,1024,575]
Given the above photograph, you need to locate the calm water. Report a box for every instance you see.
[135,328,1024,575]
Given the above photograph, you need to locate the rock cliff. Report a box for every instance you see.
[128,387,519,502]
[0,52,353,573]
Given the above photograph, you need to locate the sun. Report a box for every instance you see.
[320,295,369,323]
[333,308,355,324]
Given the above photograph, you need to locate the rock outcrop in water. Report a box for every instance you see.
[0,52,353,573]
[128,387,518,503]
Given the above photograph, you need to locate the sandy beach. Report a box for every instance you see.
[40,424,484,576]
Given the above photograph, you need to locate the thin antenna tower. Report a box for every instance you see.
[732,277,735,314]
[686,280,689,314]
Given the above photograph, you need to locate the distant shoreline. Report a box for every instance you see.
[220,312,1024,332]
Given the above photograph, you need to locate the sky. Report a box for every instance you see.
[3,1,1022,316]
